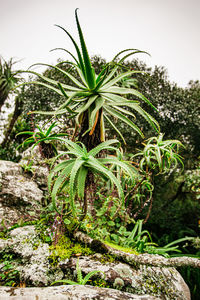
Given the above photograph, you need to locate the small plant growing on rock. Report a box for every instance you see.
[0,253,20,287]
[20,160,35,175]
[51,258,104,285]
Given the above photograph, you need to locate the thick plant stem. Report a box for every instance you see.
[77,110,102,218]
[79,171,95,221]
[74,231,200,269]
[78,108,102,151]
[79,187,88,222]
[1,97,22,147]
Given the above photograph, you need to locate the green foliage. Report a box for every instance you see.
[0,116,31,162]
[0,253,20,287]
[111,220,194,257]
[20,160,35,174]
[34,218,54,244]
[51,258,104,286]
[114,219,154,250]
[81,194,134,240]
[192,236,200,253]
[132,133,184,174]
[23,10,159,146]
[89,277,110,288]
[48,139,135,218]
[119,61,200,158]
[0,57,21,111]
[16,121,68,158]
[49,236,94,266]
[183,168,200,200]
[0,142,21,162]
[83,209,194,258]
[146,166,200,245]
[178,267,200,300]
[125,224,193,257]
[103,241,138,255]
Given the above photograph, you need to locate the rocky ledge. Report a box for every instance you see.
[0,226,191,300]
[0,285,161,300]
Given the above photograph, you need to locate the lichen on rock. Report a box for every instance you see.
[0,226,63,287]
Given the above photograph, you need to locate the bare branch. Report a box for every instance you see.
[74,231,200,269]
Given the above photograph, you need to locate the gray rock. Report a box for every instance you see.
[0,226,191,299]
[0,159,191,299]
[20,145,44,166]
[59,256,190,300]
[0,226,63,286]
[0,160,43,228]
[0,285,161,300]
[0,160,22,176]
[20,145,50,188]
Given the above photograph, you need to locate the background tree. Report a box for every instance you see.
[1,90,24,148]
[121,60,200,160]
[0,58,20,113]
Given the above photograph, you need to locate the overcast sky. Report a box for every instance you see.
[1,0,200,87]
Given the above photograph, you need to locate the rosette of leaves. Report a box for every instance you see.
[48,139,135,219]
[132,133,184,173]
[23,9,159,148]
[16,121,68,158]
[0,57,20,112]
[111,219,194,257]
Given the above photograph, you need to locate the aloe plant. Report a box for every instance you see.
[48,139,135,219]
[146,236,194,257]
[132,133,184,173]
[118,219,156,252]
[23,9,159,149]
[16,121,68,158]
[112,219,194,257]
[0,57,20,113]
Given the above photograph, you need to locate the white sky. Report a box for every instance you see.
[1,0,200,87]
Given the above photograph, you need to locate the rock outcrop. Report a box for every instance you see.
[0,161,43,228]
[0,226,191,299]
[0,158,192,299]
[0,285,160,300]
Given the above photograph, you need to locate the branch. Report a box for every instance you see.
[74,231,200,269]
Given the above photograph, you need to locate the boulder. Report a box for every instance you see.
[0,226,190,299]
[0,158,192,299]
[20,145,45,166]
[0,285,160,300]
[19,145,50,188]
[0,161,44,228]
[0,226,63,286]
[59,255,190,300]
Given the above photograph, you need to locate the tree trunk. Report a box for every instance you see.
[39,141,57,159]
[0,99,6,114]
[1,97,22,148]
[0,89,9,114]
[78,109,102,151]
[77,109,102,219]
